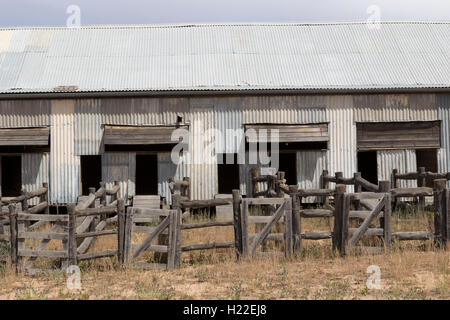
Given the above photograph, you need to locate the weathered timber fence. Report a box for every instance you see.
[333,186,392,255]
[393,167,450,206]
[8,182,124,274]
[0,183,49,248]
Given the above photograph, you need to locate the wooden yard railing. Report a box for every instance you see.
[393,167,450,206]
[7,182,124,274]
[0,183,49,252]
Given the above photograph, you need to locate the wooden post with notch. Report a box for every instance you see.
[8,204,19,272]
[321,170,330,205]
[67,204,77,266]
[123,207,133,265]
[434,179,446,248]
[393,169,400,208]
[232,189,243,259]
[117,198,125,265]
[354,172,362,210]
[289,185,301,256]
[332,184,346,255]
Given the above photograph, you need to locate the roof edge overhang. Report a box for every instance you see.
[1,87,450,100]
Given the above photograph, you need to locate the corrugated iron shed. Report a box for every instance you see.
[1,22,450,95]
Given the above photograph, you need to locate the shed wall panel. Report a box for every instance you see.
[297,151,327,203]
[74,99,103,155]
[50,99,80,203]
[101,152,135,205]
[326,96,356,192]
[22,152,50,206]
[377,150,418,188]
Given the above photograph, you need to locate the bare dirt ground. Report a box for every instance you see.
[0,209,448,300]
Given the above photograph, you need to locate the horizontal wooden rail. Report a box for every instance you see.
[392,231,434,241]
[179,198,232,209]
[349,228,384,237]
[181,241,234,252]
[75,206,117,217]
[299,189,335,197]
[300,209,333,218]
[181,221,233,230]
[76,229,117,239]
[77,249,118,261]
[19,250,68,258]
[17,213,69,222]
[390,187,433,197]
[301,231,332,240]
[18,232,67,240]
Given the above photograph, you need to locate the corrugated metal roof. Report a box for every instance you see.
[1,22,450,94]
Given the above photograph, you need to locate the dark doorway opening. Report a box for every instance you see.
[357,151,378,186]
[1,155,22,197]
[135,154,158,195]
[80,155,102,195]
[217,154,240,194]
[277,152,297,185]
[416,149,438,187]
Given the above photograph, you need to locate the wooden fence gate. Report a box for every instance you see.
[126,207,181,270]
[334,188,391,255]
[235,197,293,258]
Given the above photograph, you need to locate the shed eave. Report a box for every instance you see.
[1,86,450,100]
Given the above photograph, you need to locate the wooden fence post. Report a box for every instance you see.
[354,172,362,209]
[67,204,77,266]
[335,172,343,184]
[383,192,392,250]
[8,204,18,273]
[321,170,330,205]
[183,177,191,199]
[251,168,259,197]
[418,167,426,207]
[446,188,450,248]
[232,189,243,259]
[167,210,177,270]
[117,199,125,265]
[332,184,346,255]
[175,207,182,268]
[393,169,400,208]
[433,179,447,248]
[20,189,29,228]
[284,198,293,258]
[123,207,133,265]
[289,185,301,256]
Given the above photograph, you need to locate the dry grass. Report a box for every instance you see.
[0,208,448,300]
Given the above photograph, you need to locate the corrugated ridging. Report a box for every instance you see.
[50,100,80,203]
[2,22,450,94]
[377,150,418,188]
[437,94,450,187]
[189,104,216,200]
[0,99,50,127]
[297,151,327,203]
[101,152,135,205]
[326,96,356,192]
[74,99,103,155]
[353,94,438,122]
[21,152,49,206]
[157,152,188,205]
